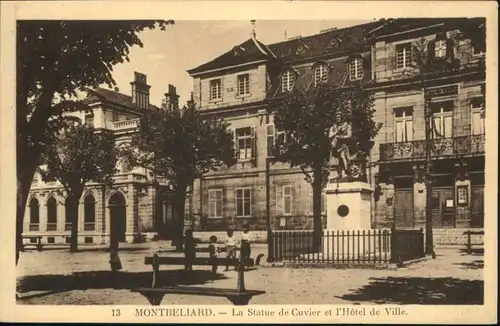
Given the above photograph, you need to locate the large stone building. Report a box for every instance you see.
[187,18,486,234]
[23,72,180,245]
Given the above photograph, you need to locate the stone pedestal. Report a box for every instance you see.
[323,181,374,258]
[325,181,373,230]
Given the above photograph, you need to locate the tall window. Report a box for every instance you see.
[237,74,250,96]
[210,79,222,100]
[208,189,223,218]
[283,185,293,216]
[349,57,364,80]
[435,39,447,58]
[394,107,414,142]
[309,188,326,215]
[431,101,454,138]
[47,197,57,231]
[395,43,412,69]
[29,198,40,231]
[235,127,255,161]
[281,70,295,92]
[266,124,286,157]
[84,114,94,127]
[314,63,328,85]
[84,195,96,231]
[471,97,485,135]
[236,188,251,217]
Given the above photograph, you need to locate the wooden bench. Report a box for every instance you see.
[463,230,484,254]
[132,249,265,305]
[20,236,43,252]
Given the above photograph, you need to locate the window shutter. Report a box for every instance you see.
[249,188,253,217]
[250,126,256,160]
[290,186,295,216]
[266,124,275,157]
[231,128,238,157]
[308,187,313,215]
[389,44,397,70]
[445,38,454,59]
[235,189,240,217]
[427,40,436,64]
[275,185,283,217]
[219,189,224,218]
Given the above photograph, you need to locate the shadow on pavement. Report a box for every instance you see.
[458,248,484,256]
[337,276,484,305]
[453,260,484,270]
[17,270,229,300]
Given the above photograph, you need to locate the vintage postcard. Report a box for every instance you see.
[0,0,497,324]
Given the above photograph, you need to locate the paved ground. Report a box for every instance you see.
[16,242,484,305]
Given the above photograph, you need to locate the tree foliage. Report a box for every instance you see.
[39,119,120,251]
[273,84,381,188]
[15,20,173,263]
[126,104,236,248]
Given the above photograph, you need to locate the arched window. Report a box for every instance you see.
[313,63,328,85]
[281,69,296,92]
[84,195,96,231]
[349,57,364,81]
[46,197,57,231]
[29,198,40,231]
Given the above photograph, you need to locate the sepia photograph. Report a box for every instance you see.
[0,1,497,324]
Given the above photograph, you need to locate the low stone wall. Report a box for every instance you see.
[431,228,484,246]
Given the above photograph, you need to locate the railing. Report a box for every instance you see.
[112,119,139,131]
[380,135,485,161]
[84,222,95,231]
[269,228,424,266]
[46,223,57,231]
[29,223,40,231]
[390,228,425,263]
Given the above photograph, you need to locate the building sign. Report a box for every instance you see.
[428,85,458,98]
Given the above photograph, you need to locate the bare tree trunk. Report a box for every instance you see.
[16,165,37,265]
[312,169,323,252]
[172,190,187,251]
[67,195,80,252]
[423,90,435,257]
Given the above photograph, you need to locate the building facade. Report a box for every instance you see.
[23,72,180,245]
[187,18,485,232]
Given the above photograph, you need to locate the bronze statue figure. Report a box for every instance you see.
[329,111,353,179]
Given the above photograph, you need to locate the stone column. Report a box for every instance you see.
[125,183,138,243]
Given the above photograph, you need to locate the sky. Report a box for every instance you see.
[100,20,372,107]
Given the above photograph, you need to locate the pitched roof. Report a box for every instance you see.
[187,38,276,75]
[368,18,476,39]
[82,87,160,110]
[267,20,383,62]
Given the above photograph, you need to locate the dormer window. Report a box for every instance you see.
[281,70,296,92]
[349,57,364,80]
[396,43,412,69]
[314,63,328,85]
[435,39,447,58]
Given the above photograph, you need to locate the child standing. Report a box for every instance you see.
[109,240,122,272]
[184,229,196,272]
[208,235,219,274]
[240,223,252,271]
[224,228,237,271]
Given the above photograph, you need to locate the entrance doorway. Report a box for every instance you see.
[109,192,126,243]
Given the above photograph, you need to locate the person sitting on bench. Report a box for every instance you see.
[240,224,252,271]
[184,229,196,272]
[208,235,220,274]
[225,228,238,271]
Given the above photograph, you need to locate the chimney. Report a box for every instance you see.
[187,92,194,108]
[130,72,151,110]
[163,84,179,110]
